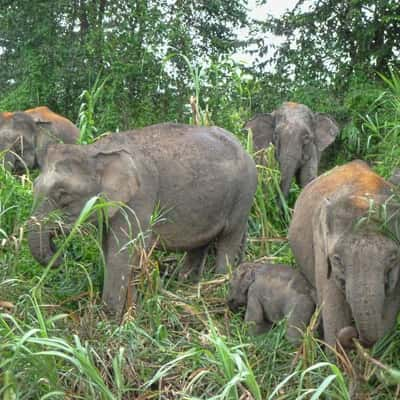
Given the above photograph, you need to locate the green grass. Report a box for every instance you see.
[2,79,400,398]
[1,158,399,399]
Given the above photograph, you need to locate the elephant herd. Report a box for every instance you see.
[1,102,400,351]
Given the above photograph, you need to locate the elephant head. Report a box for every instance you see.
[27,143,140,267]
[245,102,339,198]
[0,107,79,173]
[227,263,257,311]
[316,192,400,346]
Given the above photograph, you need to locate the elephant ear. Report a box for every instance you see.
[314,113,339,152]
[313,199,331,293]
[313,194,352,296]
[244,113,275,152]
[240,266,257,290]
[95,150,140,218]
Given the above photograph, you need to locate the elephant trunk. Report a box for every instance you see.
[3,151,16,172]
[279,154,299,199]
[350,285,385,346]
[27,214,62,268]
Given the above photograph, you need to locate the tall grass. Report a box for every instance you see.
[2,71,400,399]
[78,73,109,144]
[345,69,400,178]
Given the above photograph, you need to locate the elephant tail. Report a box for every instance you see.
[236,228,248,266]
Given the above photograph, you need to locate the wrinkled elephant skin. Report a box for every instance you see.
[28,123,258,319]
[0,106,79,172]
[289,160,400,347]
[245,102,339,199]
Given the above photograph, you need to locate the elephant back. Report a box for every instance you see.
[25,106,79,144]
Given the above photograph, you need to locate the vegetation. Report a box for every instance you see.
[1,1,400,398]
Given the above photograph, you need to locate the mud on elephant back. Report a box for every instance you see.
[0,106,79,173]
[27,123,258,320]
[289,160,400,349]
[245,102,339,199]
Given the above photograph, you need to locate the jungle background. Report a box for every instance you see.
[1,0,400,398]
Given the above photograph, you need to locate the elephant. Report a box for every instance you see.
[244,102,339,199]
[389,167,400,186]
[0,106,79,172]
[27,123,258,319]
[227,262,315,343]
[289,160,400,348]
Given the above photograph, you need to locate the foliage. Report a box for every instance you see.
[0,0,248,132]
[78,74,109,144]
[253,0,400,88]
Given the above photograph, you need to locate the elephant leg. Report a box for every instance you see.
[215,223,247,274]
[179,244,209,282]
[286,296,315,344]
[102,230,137,319]
[245,294,272,335]
[102,205,152,320]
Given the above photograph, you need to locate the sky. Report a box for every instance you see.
[248,0,298,20]
[233,0,299,65]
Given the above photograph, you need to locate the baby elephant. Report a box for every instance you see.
[227,263,315,343]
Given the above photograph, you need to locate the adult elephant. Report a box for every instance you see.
[0,106,79,172]
[289,160,400,347]
[27,123,258,319]
[245,102,339,199]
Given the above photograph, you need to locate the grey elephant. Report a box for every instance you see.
[227,262,315,343]
[289,160,400,348]
[389,168,400,186]
[245,102,339,199]
[0,106,79,172]
[27,123,258,318]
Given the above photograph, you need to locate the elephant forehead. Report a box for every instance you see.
[339,233,397,265]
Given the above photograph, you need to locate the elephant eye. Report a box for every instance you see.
[55,189,73,207]
[387,252,398,265]
[331,254,342,265]
[303,134,311,144]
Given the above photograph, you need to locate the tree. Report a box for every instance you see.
[0,0,248,130]
[253,0,400,90]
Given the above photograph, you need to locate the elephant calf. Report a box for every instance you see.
[245,102,339,199]
[28,123,257,319]
[227,262,315,343]
[0,106,79,172]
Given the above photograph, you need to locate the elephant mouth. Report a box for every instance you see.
[27,217,70,268]
[338,325,376,349]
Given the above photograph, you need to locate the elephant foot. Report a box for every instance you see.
[179,245,209,282]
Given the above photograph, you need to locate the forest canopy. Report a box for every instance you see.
[1,0,399,140]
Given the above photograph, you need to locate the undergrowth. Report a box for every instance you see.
[1,145,400,399]
[2,72,400,399]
